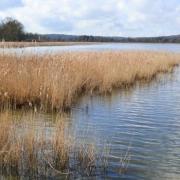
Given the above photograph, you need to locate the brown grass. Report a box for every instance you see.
[0,51,179,111]
[0,41,96,48]
[0,111,107,178]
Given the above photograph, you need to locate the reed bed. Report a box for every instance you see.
[0,41,95,48]
[0,51,179,111]
[0,111,108,178]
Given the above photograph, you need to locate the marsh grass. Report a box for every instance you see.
[0,111,110,178]
[0,51,179,111]
[0,41,95,48]
[0,51,178,178]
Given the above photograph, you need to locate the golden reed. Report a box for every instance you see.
[0,111,107,178]
[0,51,179,111]
[0,41,95,48]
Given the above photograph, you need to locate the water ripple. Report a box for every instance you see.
[70,67,180,179]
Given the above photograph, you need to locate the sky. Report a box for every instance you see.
[0,0,180,37]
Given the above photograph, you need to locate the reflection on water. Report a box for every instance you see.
[1,43,180,54]
[69,68,180,179]
[11,68,180,179]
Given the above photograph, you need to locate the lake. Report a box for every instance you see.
[69,67,180,179]
[1,43,180,179]
[1,42,180,54]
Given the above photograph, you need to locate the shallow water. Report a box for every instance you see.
[68,68,180,179]
[14,67,179,179]
[1,43,180,54]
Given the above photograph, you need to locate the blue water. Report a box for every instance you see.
[10,67,180,179]
[1,43,180,54]
[70,68,180,179]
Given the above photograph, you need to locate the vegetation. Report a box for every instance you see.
[0,41,96,48]
[0,17,180,43]
[0,110,109,178]
[0,45,179,178]
[0,16,180,179]
[40,34,180,43]
[0,17,25,41]
[0,51,179,111]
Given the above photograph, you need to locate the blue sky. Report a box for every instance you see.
[0,0,180,37]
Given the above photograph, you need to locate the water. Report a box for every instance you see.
[1,43,180,179]
[68,68,180,179]
[1,43,180,54]
[5,68,180,179]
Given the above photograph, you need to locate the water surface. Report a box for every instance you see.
[1,43,180,54]
[12,69,180,179]
[68,68,180,179]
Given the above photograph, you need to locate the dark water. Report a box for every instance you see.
[68,68,180,179]
[1,43,180,54]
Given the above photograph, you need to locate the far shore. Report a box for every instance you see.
[1,41,180,48]
[0,41,102,48]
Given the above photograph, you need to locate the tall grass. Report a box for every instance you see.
[0,51,179,111]
[0,41,95,48]
[0,51,179,178]
[0,111,108,178]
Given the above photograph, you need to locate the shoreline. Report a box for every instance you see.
[0,51,179,111]
[0,41,102,48]
[1,41,180,49]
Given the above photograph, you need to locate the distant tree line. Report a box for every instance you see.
[0,17,42,42]
[0,17,25,41]
[42,34,180,43]
[0,17,180,43]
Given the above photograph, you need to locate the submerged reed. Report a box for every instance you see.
[0,51,179,111]
[0,111,108,178]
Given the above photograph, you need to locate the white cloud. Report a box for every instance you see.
[0,0,180,36]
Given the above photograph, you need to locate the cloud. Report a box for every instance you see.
[0,0,23,10]
[0,0,179,36]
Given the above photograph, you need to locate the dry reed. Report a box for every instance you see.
[0,111,106,178]
[0,41,96,48]
[0,51,179,111]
